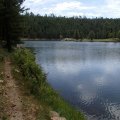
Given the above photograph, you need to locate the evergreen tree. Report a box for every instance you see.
[117,30,120,40]
[74,30,80,40]
[1,0,25,51]
[88,31,95,41]
[0,0,4,42]
[79,31,84,41]
[22,13,120,40]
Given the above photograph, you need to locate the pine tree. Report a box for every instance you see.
[0,0,4,42]
[1,0,25,51]
[117,30,120,40]
[88,31,95,41]
[74,30,80,40]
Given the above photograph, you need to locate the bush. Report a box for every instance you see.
[13,48,46,95]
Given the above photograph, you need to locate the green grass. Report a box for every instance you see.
[12,48,85,120]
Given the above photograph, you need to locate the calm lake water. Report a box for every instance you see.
[24,41,120,120]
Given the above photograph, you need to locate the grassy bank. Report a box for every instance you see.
[22,37,120,42]
[63,38,120,42]
[12,48,85,120]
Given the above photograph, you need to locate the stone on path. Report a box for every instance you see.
[0,80,4,84]
[50,111,66,120]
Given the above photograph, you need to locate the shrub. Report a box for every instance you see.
[13,48,46,95]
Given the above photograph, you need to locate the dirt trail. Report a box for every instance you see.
[3,57,66,120]
[4,58,24,120]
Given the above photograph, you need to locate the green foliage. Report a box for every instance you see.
[22,13,120,40]
[0,0,25,51]
[39,85,84,120]
[88,31,95,41]
[74,30,80,40]
[12,48,85,120]
[117,30,120,40]
[13,48,45,95]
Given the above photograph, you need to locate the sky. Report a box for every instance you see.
[23,0,120,18]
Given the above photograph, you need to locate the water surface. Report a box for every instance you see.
[24,41,120,120]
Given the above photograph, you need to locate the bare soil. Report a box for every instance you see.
[4,58,24,120]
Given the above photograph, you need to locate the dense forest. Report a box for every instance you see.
[23,13,120,40]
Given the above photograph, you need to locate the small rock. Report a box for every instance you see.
[50,111,60,118]
[15,69,20,73]
[60,117,66,120]
[51,117,66,120]
[1,72,4,75]
[0,80,4,84]
[50,111,66,120]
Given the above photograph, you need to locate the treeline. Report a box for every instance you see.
[23,13,120,40]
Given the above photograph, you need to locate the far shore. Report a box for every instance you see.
[21,38,120,42]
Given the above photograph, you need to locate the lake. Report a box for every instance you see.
[24,41,120,120]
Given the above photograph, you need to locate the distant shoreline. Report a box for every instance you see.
[21,38,120,42]
[21,38,61,41]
